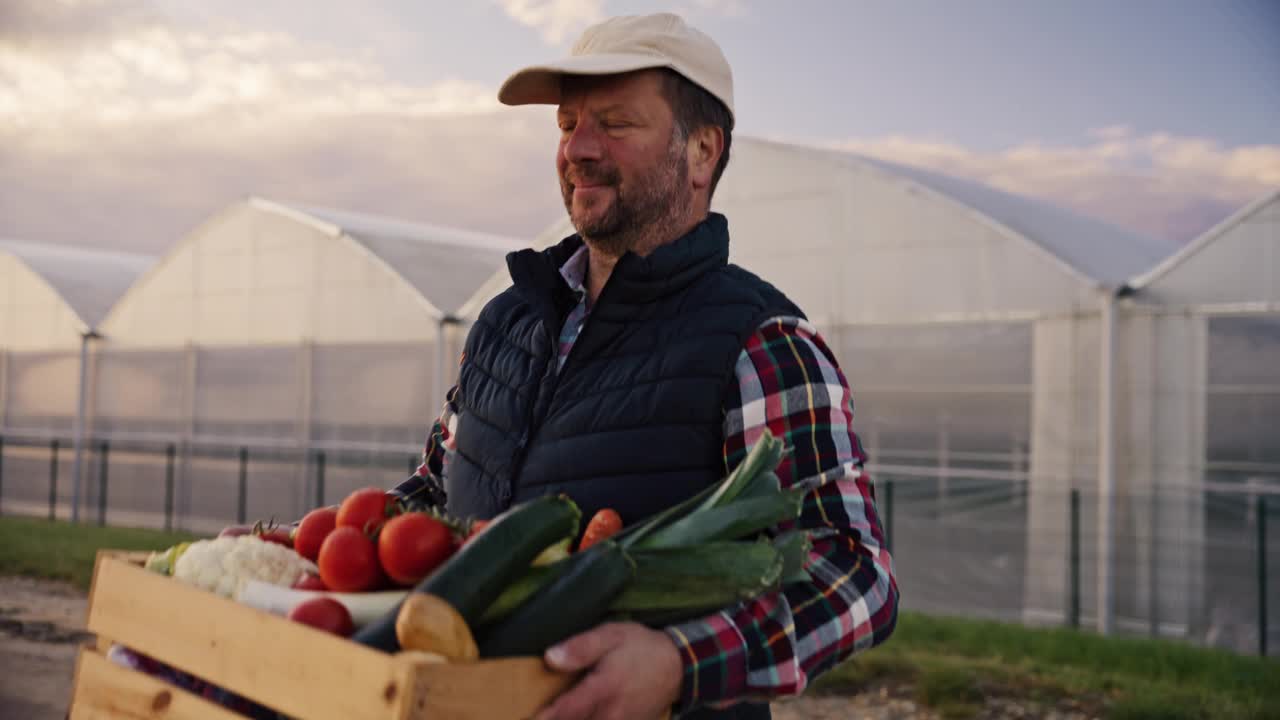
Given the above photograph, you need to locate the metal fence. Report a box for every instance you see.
[0,432,1274,659]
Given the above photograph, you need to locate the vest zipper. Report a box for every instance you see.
[506,255,622,504]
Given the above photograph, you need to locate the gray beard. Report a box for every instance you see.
[562,135,692,258]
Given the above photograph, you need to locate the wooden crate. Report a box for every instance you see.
[69,551,578,719]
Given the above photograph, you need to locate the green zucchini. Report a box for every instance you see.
[352,494,581,652]
[476,540,634,658]
[476,562,560,626]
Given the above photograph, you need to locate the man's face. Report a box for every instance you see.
[556,71,691,255]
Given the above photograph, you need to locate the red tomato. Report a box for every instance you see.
[377,513,454,586]
[292,573,327,591]
[293,507,338,562]
[287,597,353,637]
[317,526,381,592]
[336,488,397,534]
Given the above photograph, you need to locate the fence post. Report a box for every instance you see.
[883,479,894,553]
[315,451,326,509]
[97,441,109,526]
[164,443,176,531]
[237,447,248,525]
[1069,488,1081,629]
[1259,496,1268,658]
[48,439,59,521]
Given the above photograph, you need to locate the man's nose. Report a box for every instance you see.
[562,119,604,165]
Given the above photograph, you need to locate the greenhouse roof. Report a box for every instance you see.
[859,156,1171,288]
[1128,187,1280,292]
[744,137,1171,289]
[253,198,526,318]
[0,238,153,330]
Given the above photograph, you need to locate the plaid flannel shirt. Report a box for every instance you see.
[394,246,898,712]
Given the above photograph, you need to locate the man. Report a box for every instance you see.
[393,13,898,720]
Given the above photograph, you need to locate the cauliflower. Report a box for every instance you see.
[173,535,317,598]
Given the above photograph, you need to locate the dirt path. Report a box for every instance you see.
[0,576,90,720]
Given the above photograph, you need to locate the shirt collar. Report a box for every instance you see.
[559,244,590,297]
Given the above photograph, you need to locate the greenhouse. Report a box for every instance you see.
[3,198,524,533]
[1118,188,1280,652]
[0,238,154,518]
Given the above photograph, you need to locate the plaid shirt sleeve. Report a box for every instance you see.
[389,385,460,510]
[663,317,899,713]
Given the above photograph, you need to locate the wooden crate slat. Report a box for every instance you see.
[85,553,409,720]
[70,646,247,720]
[416,657,579,720]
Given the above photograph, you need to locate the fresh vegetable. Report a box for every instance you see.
[476,563,558,626]
[395,593,478,661]
[377,512,454,586]
[636,489,806,549]
[219,519,292,547]
[292,507,338,562]
[236,580,407,627]
[292,573,327,591]
[336,487,398,534]
[173,535,317,599]
[578,508,622,551]
[477,540,634,658]
[532,537,571,566]
[465,518,489,542]
[317,526,381,592]
[694,433,785,512]
[351,493,582,652]
[772,531,814,585]
[256,526,293,547]
[615,433,785,549]
[288,597,354,637]
[610,541,784,617]
[143,541,192,576]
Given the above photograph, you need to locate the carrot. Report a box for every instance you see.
[578,509,623,551]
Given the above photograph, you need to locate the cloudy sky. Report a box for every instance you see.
[2,0,1278,257]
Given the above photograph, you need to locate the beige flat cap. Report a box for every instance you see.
[497,12,734,121]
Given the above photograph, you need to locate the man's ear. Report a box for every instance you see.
[687,124,724,191]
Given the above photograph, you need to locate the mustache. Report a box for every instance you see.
[563,164,621,188]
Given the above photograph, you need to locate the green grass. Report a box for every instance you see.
[0,516,203,591]
[814,612,1280,720]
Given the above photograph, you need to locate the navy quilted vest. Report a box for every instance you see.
[445,212,802,531]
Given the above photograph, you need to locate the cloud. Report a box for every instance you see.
[0,0,562,254]
[493,0,604,45]
[686,0,749,18]
[0,14,498,134]
[0,0,161,48]
[824,127,1280,243]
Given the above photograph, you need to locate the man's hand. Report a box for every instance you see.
[534,621,683,720]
